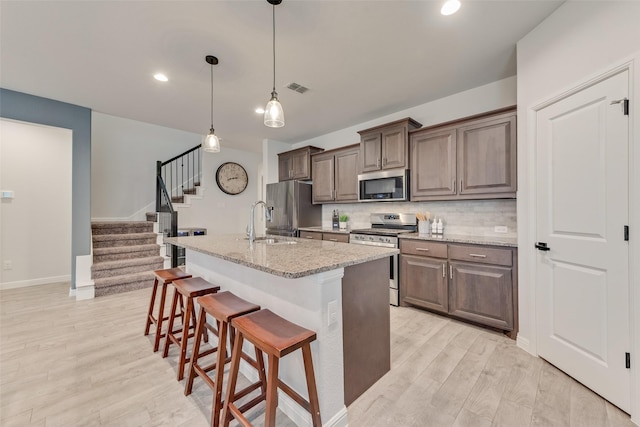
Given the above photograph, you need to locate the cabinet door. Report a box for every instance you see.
[410,128,457,200]
[278,153,292,181]
[311,153,335,203]
[335,148,359,201]
[299,231,322,240]
[360,132,382,172]
[381,124,407,170]
[400,254,448,314]
[449,261,513,330]
[290,149,311,180]
[457,114,516,196]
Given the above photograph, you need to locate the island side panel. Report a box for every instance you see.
[342,258,390,406]
[186,249,348,427]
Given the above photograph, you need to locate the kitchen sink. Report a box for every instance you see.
[243,237,297,245]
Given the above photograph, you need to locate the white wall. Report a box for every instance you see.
[517,2,640,422]
[174,146,261,234]
[289,76,516,153]
[91,112,200,220]
[0,119,72,288]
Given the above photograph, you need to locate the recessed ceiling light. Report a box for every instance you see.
[154,73,169,82]
[255,108,265,114]
[441,0,461,15]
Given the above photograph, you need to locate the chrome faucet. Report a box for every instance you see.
[248,201,273,244]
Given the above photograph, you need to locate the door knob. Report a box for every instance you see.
[535,242,550,251]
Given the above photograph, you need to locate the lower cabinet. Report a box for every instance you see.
[401,255,448,314]
[400,239,517,335]
[299,230,349,243]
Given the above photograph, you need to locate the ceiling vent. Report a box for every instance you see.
[286,82,309,94]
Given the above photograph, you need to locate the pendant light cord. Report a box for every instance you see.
[210,62,214,128]
[272,3,276,93]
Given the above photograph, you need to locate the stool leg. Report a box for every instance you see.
[264,354,280,427]
[211,319,228,427]
[222,332,244,427]
[144,278,159,336]
[185,305,207,396]
[163,288,180,358]
[153,282,169,352]
[302,344,322,427]
[177,296,194,381]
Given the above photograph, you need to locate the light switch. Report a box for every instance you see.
[1,190,15,199]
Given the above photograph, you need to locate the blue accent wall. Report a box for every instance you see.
[0,88,91,289]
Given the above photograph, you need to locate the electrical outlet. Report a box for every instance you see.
[494,226,508,233]
[3,260,12,270]
[328,300,338,326]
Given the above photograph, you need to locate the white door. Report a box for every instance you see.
[535,70,630,411]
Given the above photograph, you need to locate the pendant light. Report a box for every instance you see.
[264,0,285,128]
[202,55,221,153]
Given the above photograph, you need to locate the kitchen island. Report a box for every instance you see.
[165,234,398,427]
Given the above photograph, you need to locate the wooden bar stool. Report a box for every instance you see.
[221,309,322,427]
[185,291,266,427]
[144,268,192,352]
[163,277,220,381]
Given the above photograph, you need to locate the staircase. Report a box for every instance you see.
[91,221,164,297]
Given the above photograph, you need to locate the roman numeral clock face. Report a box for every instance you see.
[215,162,248,195]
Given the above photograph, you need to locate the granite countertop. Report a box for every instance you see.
[400,233,518,248]
[298,226,351,234]
[165,234,398,279]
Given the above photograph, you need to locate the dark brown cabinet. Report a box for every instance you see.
[410,108,516,201]
[400,239,517,336]
[311,145,359,204]
[278,146,323,181]
[358,118,421,173]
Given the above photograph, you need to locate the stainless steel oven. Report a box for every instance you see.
[350,213,417,306]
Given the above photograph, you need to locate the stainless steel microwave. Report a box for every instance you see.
[358,169,409,202]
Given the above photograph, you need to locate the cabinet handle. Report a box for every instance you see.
[415,247,430,252]
[460,179,463,192]
[453,179,456,193]
[382,158,387,167]
[328,238,338,242]
[377,158,381,168]
[469,253,487,258]
[449,265,453,279]
[442,263,446,278]
[305,236,314,239]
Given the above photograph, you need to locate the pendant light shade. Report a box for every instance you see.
[264,0,284,128]
[203,55,221,153]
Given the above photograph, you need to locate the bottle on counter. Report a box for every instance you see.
[332,209,339,230]
[437,218,444,235]
[431,217,438,234]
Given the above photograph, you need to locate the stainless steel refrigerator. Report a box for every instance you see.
[266,181,321,236]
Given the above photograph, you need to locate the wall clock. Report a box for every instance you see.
[215,162,248,195]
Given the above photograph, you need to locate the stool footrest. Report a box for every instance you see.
[278,379,311,412]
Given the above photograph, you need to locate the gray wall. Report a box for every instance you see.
[0,88,91,289]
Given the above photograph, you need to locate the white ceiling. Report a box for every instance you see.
[0,0,562,153]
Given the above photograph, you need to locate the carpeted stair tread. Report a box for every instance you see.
[91,221,154,235]
[94,271,156,297]
[93,244,160,262]
[91,256,164,279]
[92,232,157,248]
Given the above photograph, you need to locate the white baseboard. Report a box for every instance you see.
[75,282,95,300]
[0,275,71,290]
[516,335,532,355]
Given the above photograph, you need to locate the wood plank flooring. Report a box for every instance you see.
[0,282,634,426]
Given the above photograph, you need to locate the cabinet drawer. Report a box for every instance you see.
[323,232,349,243]
[448,244,512,267]
[299,231,322,241]
[400,240,447,258]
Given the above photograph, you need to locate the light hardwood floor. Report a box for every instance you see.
[0,282,634,427]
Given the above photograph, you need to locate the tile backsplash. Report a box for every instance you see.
[322,199,517,238]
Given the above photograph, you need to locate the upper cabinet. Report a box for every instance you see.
[358,118,422,173]
[410,108,516,201]
[278,146,324,181]
[311,144,360,204]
